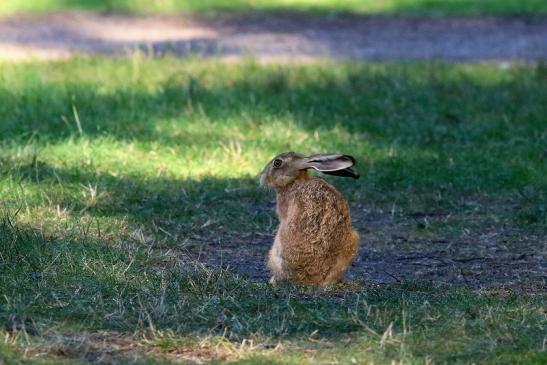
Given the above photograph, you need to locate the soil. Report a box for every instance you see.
[187,207,546,293]
[1,11,547,62]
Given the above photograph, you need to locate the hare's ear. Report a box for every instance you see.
[300,154,359,179]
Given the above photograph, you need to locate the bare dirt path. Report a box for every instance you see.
[187,208,546,293]
[1,11,547,62]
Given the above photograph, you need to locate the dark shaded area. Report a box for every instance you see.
[1,214,545,365]
[1,63,546,146]
[0,215,542,337]
[197,210,547,291]
[0,160,270,237]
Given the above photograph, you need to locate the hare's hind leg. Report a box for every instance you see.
[267,234,286,284]
[322,231,359,285]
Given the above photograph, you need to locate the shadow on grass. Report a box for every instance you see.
[0,214,398,338]
[0,62,545,197]
[2,158,546,290]
[1,62,545,144]
[0,62,545,289]
[1,160,270,232]
[1,215,546,365]
[0,160,277,279]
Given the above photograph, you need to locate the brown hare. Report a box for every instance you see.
[260,152,360,286]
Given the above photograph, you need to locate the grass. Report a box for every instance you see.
[2,0,547,16]
[0,57,546,364]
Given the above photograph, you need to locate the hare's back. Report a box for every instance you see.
[288,177,351,228]
[294,177,348,207]
[281,177,355,282]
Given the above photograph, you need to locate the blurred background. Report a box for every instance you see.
[1,0,547,61]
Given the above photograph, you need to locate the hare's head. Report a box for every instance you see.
[260,151,359,188]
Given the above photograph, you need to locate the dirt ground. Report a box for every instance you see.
[185,205,546,293]
[1,11,547,62]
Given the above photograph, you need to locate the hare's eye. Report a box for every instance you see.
[273,159,283,168]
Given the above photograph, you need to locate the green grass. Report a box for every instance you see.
[0,57,546,364]
[2,0,547,16]
[0,218,546,364]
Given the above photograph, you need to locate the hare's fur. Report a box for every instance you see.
[267,175,359,286]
